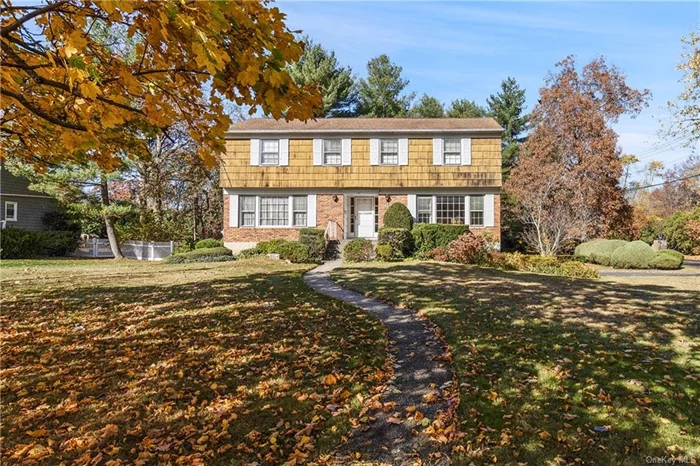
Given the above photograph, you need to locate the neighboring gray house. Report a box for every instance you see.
[0,168,58,231]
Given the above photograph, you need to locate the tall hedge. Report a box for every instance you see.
[1,228,79,259]
[383,203,413,230]
[299,228,326,261]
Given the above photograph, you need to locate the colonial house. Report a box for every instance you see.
[220,118,502,252]
[0,167,58,231]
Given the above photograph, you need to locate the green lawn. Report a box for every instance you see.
[333,262,700,465]
[1,258,387,465]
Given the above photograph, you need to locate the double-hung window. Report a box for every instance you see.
[416,196,432,223]
[380,139,399,165]
[469,195,485,227]
[436,196,465,224]
[4,201,17,222]
[292,196,308,226]
[443,139,461,165]
[259,196,288,226]
[260,139,280,165]
[239,196,255,227]
[323,139,342,165]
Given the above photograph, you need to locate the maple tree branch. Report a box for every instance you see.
[0,89,87,131]
[1,0,69,38]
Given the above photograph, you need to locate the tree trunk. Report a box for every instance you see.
[101,177,124,259]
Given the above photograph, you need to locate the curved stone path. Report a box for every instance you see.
[304,261,455,465]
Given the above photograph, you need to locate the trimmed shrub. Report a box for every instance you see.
[376,244,394,261]
[195,238,223,249]
[257,239,289,254]
[175,243,193,254]
[377,227,413,258]
[344,238,374,262]
[237,247,266,259]
[649,250,684,270]
[1,228,79,259]
[166,254,235,264]
[575,239,627,265]
[299,228,326,261]
[383,203,413,230]
[426,247,450,262]
[276,241,312,263]
[609,241,655,269]
[164,246,232,263]
[412,224,469,256]
[36,230,80,256]
[447,231,486,264]
[482,252,599,278]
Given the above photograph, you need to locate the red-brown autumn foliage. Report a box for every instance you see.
[505,56,650,255]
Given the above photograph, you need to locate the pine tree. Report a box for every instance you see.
[356,55,415,117]
[409,94,445,117]
[487,77,529,179]
[287,38,357,116]
[446,99,487,118]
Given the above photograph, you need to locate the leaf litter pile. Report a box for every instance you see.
[1,258,387,465]
[333,262,700,465]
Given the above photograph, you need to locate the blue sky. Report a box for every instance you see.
[279,1,699,180]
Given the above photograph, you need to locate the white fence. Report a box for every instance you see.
[73,239,177,260]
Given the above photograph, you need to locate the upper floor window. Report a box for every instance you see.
[380,139,399,165]
[4,201,17,221]
[443,139,461,165]
[260,139,280,165]
[417,196,432,223]
[323,139,342,165]
[469,195,484,227]
[436,195,464,224]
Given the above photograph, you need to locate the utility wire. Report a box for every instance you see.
[625,172,700,191]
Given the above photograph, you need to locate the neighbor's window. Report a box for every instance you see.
[4,201,17,221]
[239,196,255,227]
[380,139,399,165]
[436,196,464,224]
[292,196,308,227]
[443,139,461,165]
[260,139,280,165]
[417,196,432,223]
[469,195,484,227]
[323,139,342,165]
[259,196,288,226]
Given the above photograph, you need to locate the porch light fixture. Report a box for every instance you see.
[385,194,391,203]
[332,194,339,202]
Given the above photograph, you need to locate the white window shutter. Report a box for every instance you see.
[407,194,417,220]
[461,138,472,165]
[307,194,317,227]
[465,195,470,225]
[250,139,260,166]
[279,138,289,166]
[341,139,352,165]
[313,139,323,165]
[432,138,443,165]
[369,139,380,165]
[398,138,409,165]
[484,194,495,227]
[229,194,239,227]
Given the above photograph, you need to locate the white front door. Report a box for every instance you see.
[355,198,375,238]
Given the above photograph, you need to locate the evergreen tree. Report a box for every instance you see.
[487,77,529,178]
[446,99,487,118]
[409,94,445,117]
[287,37,357,116]
[357,55,415,117]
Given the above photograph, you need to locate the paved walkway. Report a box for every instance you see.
[304,261,454,464]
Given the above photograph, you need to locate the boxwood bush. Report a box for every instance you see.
[609,241,656,269]
[343,238,375,262]
[299,228,326,261]
[236,247,266,259]
[375,244,394,261]
[194,238,223,249]
[377,227,413,258]
[412,224,469,256]
[164,246,233,264]
[648,249,684,270]
[383,203,413,230]
[574,239,627,266]
[252,239,313,263]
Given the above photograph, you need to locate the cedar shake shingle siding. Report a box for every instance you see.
[221,118,503,250]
